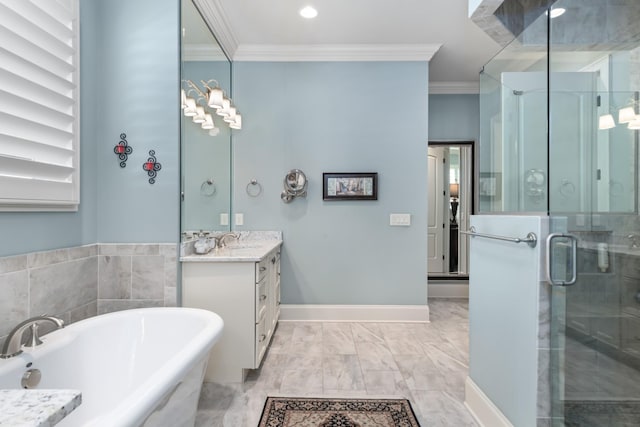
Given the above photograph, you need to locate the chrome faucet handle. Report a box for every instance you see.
[0,315,64,359]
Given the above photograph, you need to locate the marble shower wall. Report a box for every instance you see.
[0,243,178,346]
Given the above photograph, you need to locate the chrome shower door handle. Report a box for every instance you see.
[546,233,578,286]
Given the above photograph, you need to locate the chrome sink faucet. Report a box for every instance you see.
[217,232,239,248]
[0,315,64,359]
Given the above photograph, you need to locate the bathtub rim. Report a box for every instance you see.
[1,307,224,427]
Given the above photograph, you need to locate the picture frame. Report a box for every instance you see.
[479,172,501,199]
[323,172,378,201]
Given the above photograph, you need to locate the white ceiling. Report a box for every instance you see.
[189,0,504,90]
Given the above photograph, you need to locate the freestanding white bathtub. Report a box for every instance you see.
[0,307,223,427]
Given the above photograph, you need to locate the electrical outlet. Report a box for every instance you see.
[220,213,229,226]
[390,213,411,226]
[235,213,244,226]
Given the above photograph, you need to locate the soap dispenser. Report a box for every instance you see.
[194,231,212,254]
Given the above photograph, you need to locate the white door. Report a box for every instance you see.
[427,147,446,273]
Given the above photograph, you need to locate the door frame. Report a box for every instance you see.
[428,140,475,280]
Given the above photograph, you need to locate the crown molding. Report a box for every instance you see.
[183,44,229,62]
[429,81,479,94]
[192,0,238,58]
[232,44,442,62]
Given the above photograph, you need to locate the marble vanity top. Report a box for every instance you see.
[0,389,81,427]
[180,231,282,263]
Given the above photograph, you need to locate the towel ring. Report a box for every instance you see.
[246,179,263,197]
[200,179,216,196]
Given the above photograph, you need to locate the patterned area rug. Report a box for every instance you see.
[258,397,421,427]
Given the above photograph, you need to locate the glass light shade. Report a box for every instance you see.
[201,114,215,129]
[192,106,206,123]
[598,114,615,130]
[223,107,237,123]
[207,87,224,109]
[183,97,197,116]
[229,114,242,130]
[628,118,640,129]
[216,98,231,117]
[618,107,636,124]
[449,183,459,198]
[209,127,220,136]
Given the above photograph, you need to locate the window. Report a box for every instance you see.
[0,0,80,211]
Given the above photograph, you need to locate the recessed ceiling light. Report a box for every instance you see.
[547,7,566,18]
[299,6,318,19]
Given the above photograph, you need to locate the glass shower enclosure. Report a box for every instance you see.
[479,1,640,424]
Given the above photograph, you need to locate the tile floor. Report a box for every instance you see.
[195,299,478,426]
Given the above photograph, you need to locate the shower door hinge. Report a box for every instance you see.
[597,95,601,107]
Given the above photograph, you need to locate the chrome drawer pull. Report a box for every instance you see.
[259,334,266,342]
[259,266,267,272]
[260,294,267,301]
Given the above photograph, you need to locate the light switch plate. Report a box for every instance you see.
[390,213,411,226]
[220,213,229,226]
[235,213,244,226]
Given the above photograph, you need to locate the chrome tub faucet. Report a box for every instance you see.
[0,315,64,359]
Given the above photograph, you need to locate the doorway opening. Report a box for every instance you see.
[427,141,474,280]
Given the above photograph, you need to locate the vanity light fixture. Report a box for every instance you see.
[201,113,215,130]
[181,89,187,109]
[628,117,640,130]
[217,98,232,118]
[229,113,242,130]
[193,105,207,123]
[181,79,242,132]
[299,6,318,19]
[183,97,197,116]
[619,107,636,124]
[223,107,237,123]
[202,80,225,110]
[598,114,615,130]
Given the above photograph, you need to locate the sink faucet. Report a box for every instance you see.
[0,315,64,359]
[217,232,239,248]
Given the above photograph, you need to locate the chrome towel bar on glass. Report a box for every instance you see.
[460,226,537,248]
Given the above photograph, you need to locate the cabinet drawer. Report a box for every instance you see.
[256,277,267,322]
[256,258,269,283]
[255,316,268,367]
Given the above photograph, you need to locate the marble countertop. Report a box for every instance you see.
[181,231,282,263]
[0,389,81,427]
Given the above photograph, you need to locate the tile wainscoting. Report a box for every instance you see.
[0,243,178,345]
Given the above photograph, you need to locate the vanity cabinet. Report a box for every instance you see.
[181,247,281,383]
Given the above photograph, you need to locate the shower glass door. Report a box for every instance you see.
[548,0,640,424]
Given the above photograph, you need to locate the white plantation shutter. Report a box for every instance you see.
[0,0,79,211]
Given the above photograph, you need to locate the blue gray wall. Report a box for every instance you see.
[429,94,479,141]
[232,62,429,305]
[0,0,180,258]
[89,0,180,243]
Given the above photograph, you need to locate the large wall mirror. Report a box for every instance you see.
[180,0,232,233]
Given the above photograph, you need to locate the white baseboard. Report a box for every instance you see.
[464,377,514,427]
[428,283,469,298]
[279,304,429,323]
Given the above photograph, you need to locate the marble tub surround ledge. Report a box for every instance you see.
[0,389,81,427]
[1,243,178,346]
